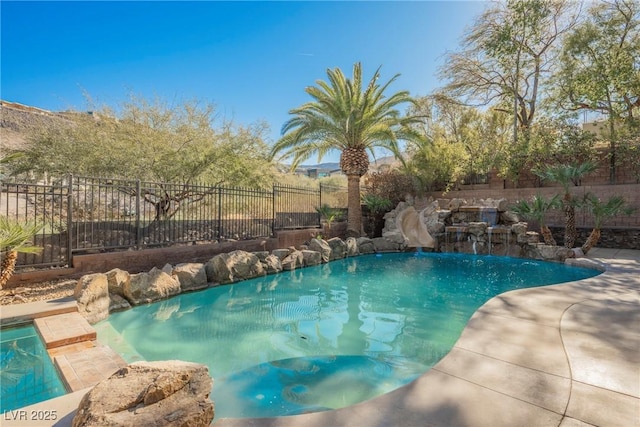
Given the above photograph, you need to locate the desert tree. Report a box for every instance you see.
[438,0,582,149]
[551,0,640,183]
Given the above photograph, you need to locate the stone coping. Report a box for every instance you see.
[1,248,638,426]
[0,297,77,327]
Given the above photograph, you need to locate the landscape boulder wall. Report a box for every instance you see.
[72,360,214,427]
[205,250,265,284]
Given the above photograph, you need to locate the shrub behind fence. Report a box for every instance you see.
[0,175,346,269]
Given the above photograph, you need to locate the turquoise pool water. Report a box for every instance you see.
[0,325,66,414]
[96,252,599,418]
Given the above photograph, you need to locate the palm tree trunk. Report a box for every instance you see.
[0,251,18,288]
[563,195,576,249]
[581,228,600,255]
[540,225,557,246]
[346,174,362,237]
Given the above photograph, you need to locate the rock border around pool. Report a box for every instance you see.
[74,236,403,324]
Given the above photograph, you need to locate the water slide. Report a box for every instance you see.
[395,206,436,249]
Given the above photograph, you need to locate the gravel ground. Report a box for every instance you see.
[0,279,77,305]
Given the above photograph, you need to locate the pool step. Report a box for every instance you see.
[33,312,96,349]
[53,344,127,391]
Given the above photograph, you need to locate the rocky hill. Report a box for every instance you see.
[0,100,74,151]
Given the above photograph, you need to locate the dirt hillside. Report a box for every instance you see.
[0,100,75,151]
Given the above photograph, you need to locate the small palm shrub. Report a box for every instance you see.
[511,195,561,245]
[581,194,635,254]
[0,216,42,288]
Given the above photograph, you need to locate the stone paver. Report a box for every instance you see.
[53,344,126,391]
[33,312,96,349]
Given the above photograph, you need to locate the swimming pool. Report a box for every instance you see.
[0,325,66,414]
[96,252,599,418]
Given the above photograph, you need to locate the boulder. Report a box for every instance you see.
[536,244,575,262]
[272,249,290,260]
[468,222,488,237]
[511,222,528,237]
[302,250,322,266]
[382,231,407,246]
[205,250,265,284]
[496,198,509,212]
[345,237,359,257]
[106,269,130,299]
[448,198,466,211]
[75,273,110,324]
[262,254,283,274]
[125,267,181,305]
[437,209,452,222]
[308,238,331,263]
[500,211,520,225]
[327,237,347,260]
[372,237,400,252]
[525,231,540,244]
[109,294,131,313]
[357,237,375,254]
[282,250,304,271]
[72,360,214,427]
[252,251,269,262]
[105,269,132,313]
[173,263,208,292]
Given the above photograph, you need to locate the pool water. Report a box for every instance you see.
[0,325,66,413]
[96,252,599,418]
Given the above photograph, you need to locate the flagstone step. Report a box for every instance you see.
[53,344,127,391]
[34,312,96,349]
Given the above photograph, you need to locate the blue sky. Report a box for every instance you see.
[1,1,487,163]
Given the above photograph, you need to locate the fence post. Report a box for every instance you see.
[135,180,141,249]
[66,174,73,267]
[217,187,222,241]
[319,182,323,208]
[272,184,277,235]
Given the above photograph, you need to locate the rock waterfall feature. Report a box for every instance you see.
[383,197,575,262]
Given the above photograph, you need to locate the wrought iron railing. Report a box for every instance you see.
[0,175,346,268]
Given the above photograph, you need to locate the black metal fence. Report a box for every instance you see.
[0,175,347,269]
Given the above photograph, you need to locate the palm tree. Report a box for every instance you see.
[511,195,561,245]
[535,162,597,248]
[581,194,635,254]
[0,216,42,288]
[270,62,424,236]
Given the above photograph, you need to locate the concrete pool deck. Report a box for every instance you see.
[2,247,639,426]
